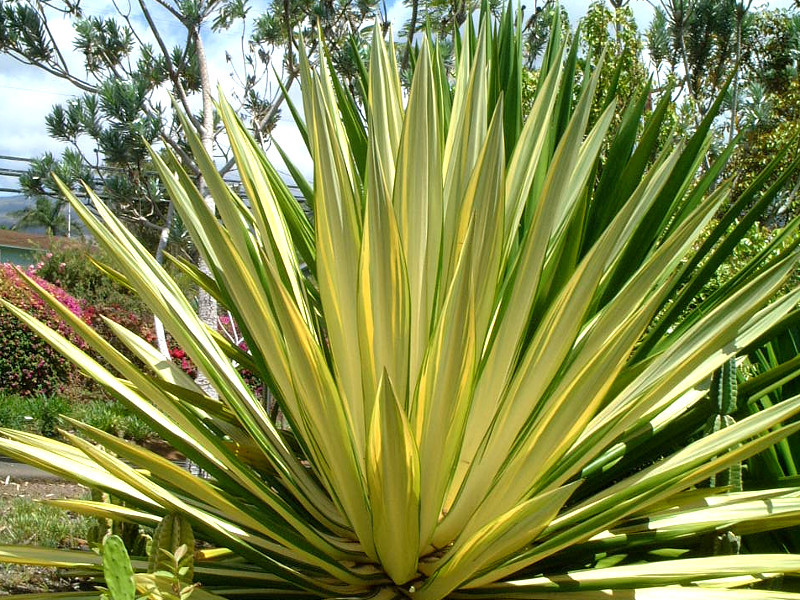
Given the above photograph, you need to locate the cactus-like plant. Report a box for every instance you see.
[706,359,743,491]
[100,515,197,600]
[148,514,194,586]
[102,535,136,600]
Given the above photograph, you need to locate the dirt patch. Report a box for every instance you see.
[0,563,91,596]
[0,479,87,501]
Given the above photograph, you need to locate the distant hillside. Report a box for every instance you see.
[0,194,44,233]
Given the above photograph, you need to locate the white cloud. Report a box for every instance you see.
[386,0,412,31]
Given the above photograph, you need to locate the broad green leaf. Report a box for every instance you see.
[359,127,411,414]
[392,40,443,400]
[366,374,420,584]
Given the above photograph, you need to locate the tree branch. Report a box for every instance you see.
[3,50,98,92]
[137,0,200,130]
[35,0,71,72]
[151,0,184,22]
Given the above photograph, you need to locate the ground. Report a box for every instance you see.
[0,477,91,595]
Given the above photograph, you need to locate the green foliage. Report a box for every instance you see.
[15,150,91,235]
[682,0,736,101]
[0,394,68,437]
[521,3,570,69]
[742,9,800,95]
[0,393,153,442]
[737,317,800,483]
[148,515,194,589]
[72,399,154,443]
[34,242,153,329]
[99,517,197,600]
[74,16,134,75]
[140,546,197,600]
[0,0,384,250]
[704,358,742,491]
[731,316,800,553]
[725,9,800,218]
[579,1,647,121]
[647,0,739,115]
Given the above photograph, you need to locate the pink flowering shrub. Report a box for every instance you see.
[7,244,266,402]
[218,313,264,398]
[0,262,91,397]
[32,243,163,367]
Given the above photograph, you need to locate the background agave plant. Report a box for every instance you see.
[4,5,800,600]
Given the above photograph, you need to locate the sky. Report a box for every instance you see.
[0,0,796,198]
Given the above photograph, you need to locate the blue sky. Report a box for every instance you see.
[0,0,795,195]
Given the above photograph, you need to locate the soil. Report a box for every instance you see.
[0,479,87,502]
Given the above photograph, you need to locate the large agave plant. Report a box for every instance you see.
[5,7,800,599]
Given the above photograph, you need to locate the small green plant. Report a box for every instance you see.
[0,394,69,437]
[0,394,153,441]
[140,544,197,600]
[99,515,196,600]
[0,394,25,430]
[27,395,69,437]
[704,358,743,491]
[73,399,154,443]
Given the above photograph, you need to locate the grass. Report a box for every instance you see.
[0,393,153,442]
[0,497,91,547]
[0,489,92,593]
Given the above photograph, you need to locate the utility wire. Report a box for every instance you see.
[0,153,304,192]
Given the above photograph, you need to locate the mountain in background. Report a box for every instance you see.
[0,194,44,233]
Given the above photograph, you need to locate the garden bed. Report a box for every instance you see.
[0,477,90,595]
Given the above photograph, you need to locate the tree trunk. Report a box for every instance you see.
[729,2,750,143]
[192,26,219,400]
[154,202,174,359]
[402,0,419,71]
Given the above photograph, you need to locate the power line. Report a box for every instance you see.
[0,83,75,97]
[0,153,306,196]
[0,168,28,178]
[0,155,35,163]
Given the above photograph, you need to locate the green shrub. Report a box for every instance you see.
[0,395,24,430]
[0,395,68,437]
[24,395,69,437]
[0,393,153,441]
[33,243,206,387]
[34,243,159,348]
[72,399,153,443]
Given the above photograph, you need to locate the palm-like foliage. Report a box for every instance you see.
[11,195,68,236]
[4,7,800,600]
